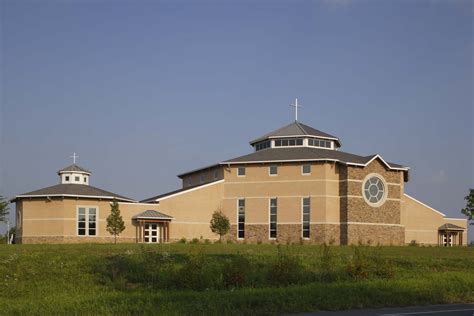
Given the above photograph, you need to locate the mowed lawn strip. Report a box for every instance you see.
[0,244,473,315]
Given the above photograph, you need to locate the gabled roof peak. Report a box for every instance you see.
[249,121,341,147]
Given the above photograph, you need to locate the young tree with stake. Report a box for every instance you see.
[106,200,125,244]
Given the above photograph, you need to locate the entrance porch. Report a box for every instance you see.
[438,223,465,246]
[132,210,173,243]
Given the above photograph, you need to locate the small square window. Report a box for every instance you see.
[269,165,278,176]
[65,176,70,181]
[296,139,303,146]
[237,167,246,177]
[75,176,80,181]
[302,165,311,174]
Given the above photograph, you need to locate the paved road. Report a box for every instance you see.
[292,303,474,316]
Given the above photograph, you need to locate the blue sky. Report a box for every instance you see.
[1,0,473,240]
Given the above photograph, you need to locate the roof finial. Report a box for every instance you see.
[70,152,79,164]
[290,98,302,121]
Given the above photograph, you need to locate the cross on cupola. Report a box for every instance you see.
[290,98,302,121]
[70,152,79,164]
[58,153,92,185]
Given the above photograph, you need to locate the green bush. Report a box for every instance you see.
[222,254,250,288]
[318,244,338,282]
[174,249,222,290]
[268,246,304,286]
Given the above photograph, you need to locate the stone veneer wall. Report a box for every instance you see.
[311,224,341,245]
[19,236,137,244]
[227,223,340,245]
[343,224,404,245]
[339,159,405,245]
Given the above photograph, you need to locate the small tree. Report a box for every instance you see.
[106,200,125,244]
[210,210,230,242]
[461,189,474,225]
[0,195,9,224]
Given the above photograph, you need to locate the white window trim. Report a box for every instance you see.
[76,205,99,237]
[269,197,277,240]
[361,173,388,208]
[269,165,278,177]
[237,198,245,240]
[301,197,311,240]
[301,164,311,176]
[237,167,246,177]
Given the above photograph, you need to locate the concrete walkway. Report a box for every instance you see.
[292,303,474,316]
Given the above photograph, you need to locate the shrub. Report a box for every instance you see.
[178,238,186,244]
[174,249,221,290]
[191,238,200,244]
[222,254,250,288]
[318,244,337,282]
[346,246,370,280]
[267,246,304,286]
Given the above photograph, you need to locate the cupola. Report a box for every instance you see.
[249,121,341,152]
[58,164,92,185]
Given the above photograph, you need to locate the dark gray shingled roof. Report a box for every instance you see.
[140,180,222,203]
[438,223,465,231]
[250,121,341,147]
[57,164,92,174]
[132,210,173,220]
[221,147,407,169]
[12,184,135,202]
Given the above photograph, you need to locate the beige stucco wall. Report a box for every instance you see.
[155,181,225,241]
[401,194,468,245]
[16,198,161,244]
[221,162,341,242]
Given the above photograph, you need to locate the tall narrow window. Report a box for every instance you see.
[77,207,97,236]
[214,169,219,180]
[302,197,310,239]
[238,199,245,239]
[78,207,86,235]
[269,198,277,239]
[88,208,97,236]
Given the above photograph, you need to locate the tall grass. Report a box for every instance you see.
[0,243,473,315]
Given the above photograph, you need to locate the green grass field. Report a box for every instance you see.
[0,243,473,315]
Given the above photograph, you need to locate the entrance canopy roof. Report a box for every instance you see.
[132,210,173,220]
[438,223,465,231]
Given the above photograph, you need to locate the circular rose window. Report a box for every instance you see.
[362,174,387,207]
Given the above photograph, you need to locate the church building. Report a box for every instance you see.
[11,107,468,246]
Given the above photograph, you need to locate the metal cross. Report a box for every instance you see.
[290,98,302,121]
[70,152,78,164]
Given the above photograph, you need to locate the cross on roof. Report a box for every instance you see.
[290,98,302,121]
[70,152,79,164]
